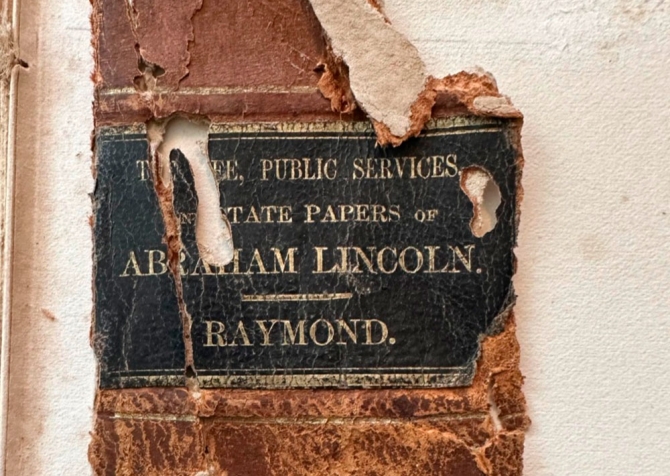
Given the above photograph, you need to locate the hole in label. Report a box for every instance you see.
[153,117,234,267]
[185,365,197,379]
[460,166,501,238]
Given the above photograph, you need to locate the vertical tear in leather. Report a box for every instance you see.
[147,120,197,389]
[147,117,233,392]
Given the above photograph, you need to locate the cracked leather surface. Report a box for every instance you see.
[93,118,518,390]
[90,1,528,473]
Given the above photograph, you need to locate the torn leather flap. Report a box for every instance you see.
[90,0,519,136]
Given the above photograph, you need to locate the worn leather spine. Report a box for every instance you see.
[89,1,528,474]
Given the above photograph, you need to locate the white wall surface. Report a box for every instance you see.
[5,0,669,474]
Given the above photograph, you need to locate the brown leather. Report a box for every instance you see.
[90,1,528,474]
